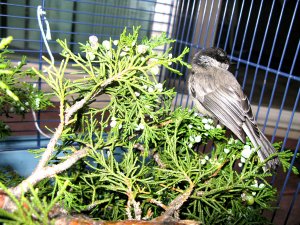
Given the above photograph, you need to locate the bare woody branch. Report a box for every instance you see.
[53,216,201,225]
[2,148,88,212]
[154,179,195,222]
[0,65,138,213]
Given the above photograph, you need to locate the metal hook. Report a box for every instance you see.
[37,5,54,64]
[33,5,56,139]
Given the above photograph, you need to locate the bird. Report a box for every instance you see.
[188,47,279,170]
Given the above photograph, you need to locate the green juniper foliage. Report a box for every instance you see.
[0,166,23,188]
[0,181,69,225]
[0,27,298,224]
[0,36,52,139]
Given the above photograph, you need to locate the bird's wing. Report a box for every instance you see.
[201,85,259,142]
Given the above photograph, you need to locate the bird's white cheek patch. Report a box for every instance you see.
[219,63,229,70]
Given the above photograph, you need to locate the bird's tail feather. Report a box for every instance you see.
[242,120,279,170]
[257,130,280,169]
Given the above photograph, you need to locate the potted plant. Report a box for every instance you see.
[0,28,297,225]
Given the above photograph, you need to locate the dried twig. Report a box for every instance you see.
[156,179,194,220]
[133,143,165,168]
[157,119,173,128]
[153,152,166,168]
[126,183,142,220]
[149,199,167,210]
[209,160,228,178]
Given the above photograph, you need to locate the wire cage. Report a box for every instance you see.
[0,0,299,224]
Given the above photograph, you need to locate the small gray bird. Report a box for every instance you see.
[189,47,279,169]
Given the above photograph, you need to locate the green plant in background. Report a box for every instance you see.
[0,36,52,139]
[0,27,298,225]
[0,166,23,188]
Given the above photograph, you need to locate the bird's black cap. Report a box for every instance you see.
[194,47,230,66]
